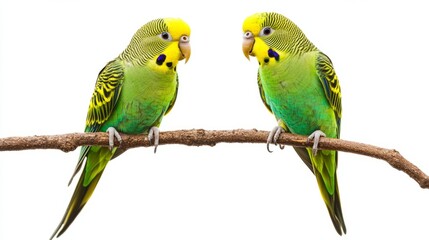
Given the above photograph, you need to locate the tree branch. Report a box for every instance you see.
[1,129,428,189]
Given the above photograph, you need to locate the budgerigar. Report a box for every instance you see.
[242,12,346,235]
[50,18,191,239]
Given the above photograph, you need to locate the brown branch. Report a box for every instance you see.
[1,129,428,189]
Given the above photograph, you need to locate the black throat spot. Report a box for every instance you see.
[156,54,166,65]
[268,49,280,61]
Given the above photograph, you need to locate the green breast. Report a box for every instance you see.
[100,63,177,134]
[260,53,337,137]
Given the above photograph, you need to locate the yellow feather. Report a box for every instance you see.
[242,13,264,35]
[164,18,191,40]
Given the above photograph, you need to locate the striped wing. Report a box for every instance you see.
[316,52,342,128]
[315,53,346,233]
[69,59,124,184]
[85,60,125,132]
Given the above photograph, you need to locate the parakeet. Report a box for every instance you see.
[242,12,346,235]
[50,18,191,239]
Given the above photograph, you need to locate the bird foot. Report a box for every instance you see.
[148,126,160,153]
[267,125,285,153]
[307,130,326,156]
[106,127,122,151]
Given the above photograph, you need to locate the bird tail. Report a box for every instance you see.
[296,146,346,235]
[50,168,105,239]
[314,169,347,235]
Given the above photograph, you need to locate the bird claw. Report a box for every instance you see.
[307,130,326,156]
[148,126,160,153]
[267,125,285,153]
[106,127,122,151]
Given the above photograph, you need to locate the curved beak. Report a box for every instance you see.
[242,31,255,60]
[179,35,191,63]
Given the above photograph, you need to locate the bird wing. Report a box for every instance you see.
[164,75,179,116]
[257,71,273,113]
[316,52,342,128]
[314,52,346,234]
[85,60,125,132]
[69,59,125,185]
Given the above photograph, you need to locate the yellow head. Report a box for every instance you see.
[121,17,191,70]
[163,18,191,63]
[242,12,315,64]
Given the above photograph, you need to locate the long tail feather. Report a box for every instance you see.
[315,169,347,235]
[50,169,104,239]
[294,147,346,235]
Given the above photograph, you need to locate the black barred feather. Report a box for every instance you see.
[67,60,124,185]
[261,12,317,55]
[316,53,342,122]
[86,60,124,133]
[120,18,170,65]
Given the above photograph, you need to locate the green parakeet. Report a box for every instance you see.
[242,12,346,235]
[50,18,191,239]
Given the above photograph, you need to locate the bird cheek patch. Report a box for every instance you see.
[268,48,280,61]
[156,54,166,66]
[155,54,174,70]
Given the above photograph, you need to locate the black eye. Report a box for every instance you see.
[160,32,171,40]
[260,27,273,36]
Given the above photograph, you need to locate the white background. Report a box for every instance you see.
[1,0,429,239]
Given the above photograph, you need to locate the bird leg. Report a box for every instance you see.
[148,126,160,153]
[267,125,285,153]
[106,127,122,151]
[307,130,326,156]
